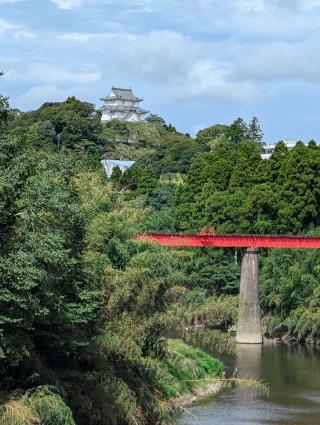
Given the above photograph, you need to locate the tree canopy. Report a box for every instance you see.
[1,88,320,425]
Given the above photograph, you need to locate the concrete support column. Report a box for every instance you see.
[236,248,263,344]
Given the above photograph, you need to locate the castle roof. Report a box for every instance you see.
[101,105,149,114]
[101,87,142,102]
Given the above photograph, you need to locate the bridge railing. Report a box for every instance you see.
[138,233,320,249]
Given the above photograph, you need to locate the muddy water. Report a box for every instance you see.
[175,335,320,425]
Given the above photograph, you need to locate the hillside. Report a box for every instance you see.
[0,95,226,425]
[1,94,320,425]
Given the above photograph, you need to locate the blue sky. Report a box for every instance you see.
[1,0,320,141]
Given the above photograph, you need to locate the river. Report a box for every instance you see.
[175,334,320,425]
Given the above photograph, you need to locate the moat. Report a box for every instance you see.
[175,337,320,425]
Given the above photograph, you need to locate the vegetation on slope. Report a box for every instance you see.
[0,91,226,424]
[113,113,320,343]
[160,339,223,398]
[1,79,320,425]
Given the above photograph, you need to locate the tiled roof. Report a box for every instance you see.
[101,87,142,101]
[114,88,139,100]
[101,105,149,114]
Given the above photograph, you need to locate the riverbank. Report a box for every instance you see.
[174,343,320,425]
[161,339,223,404]
[172,379,222,408]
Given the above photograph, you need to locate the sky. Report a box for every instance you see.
[1,0,320,141]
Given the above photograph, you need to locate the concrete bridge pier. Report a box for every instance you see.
[236,248,263,344]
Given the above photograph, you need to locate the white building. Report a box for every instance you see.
[100,87,149,123]
[261,141,297,160]
[101,159,135,178]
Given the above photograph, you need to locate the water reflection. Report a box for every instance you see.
[175,331,320,425]
[236,344,262,379]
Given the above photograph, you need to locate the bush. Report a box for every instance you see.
[159,339,223,397]
[184,295,238,330]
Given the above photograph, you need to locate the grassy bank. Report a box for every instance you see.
[159,339,223,399]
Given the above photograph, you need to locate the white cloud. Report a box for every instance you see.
[17,84,73,109]
[7,63,102,85]
[0,18,37,40]
[58,30,252,103]
[55,23,320,104]
[298,0,320,10]
[60,31,115,42]
[16,83,103,110]
[14,30,38,40]
[61,29,259,103]
[0,18,19,35]
[182,60,258,102]
[235,0,268,14]
[233,37,320,83]
[50,0,170,10]
[3,1,320,117]
[49,0,85,9]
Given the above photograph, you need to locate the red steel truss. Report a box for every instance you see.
[138,233,320,249]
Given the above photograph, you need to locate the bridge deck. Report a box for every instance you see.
[138,233,320,249]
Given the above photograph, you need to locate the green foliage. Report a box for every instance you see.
[109,165,122,186]
[23,386,75,425]
[120,164,157,196]
[25,121,56,149]
[146,114,166,126]
[183,296,238,330]
[196,124,229,146]
[260,244,320,341]
[0,147,97,367]
[99,120,168,161]
[196,117,263,148]
[182,329,236,355]
[160,339,223,396]
[248,116,263,144]
[0,95,10,131]
[13,97,102,154]
[0,386,75,425]
[143,134,209,176]
[174,137,320,235]
[141,208,176,232]
[3,83,320,425]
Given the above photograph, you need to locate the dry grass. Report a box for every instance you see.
[0,400,39,425]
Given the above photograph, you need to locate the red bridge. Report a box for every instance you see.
[138,232,320,345]
[138,233,320,249]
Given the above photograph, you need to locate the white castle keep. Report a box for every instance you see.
[100,87,149,123]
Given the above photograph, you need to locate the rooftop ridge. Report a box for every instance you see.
[112,87,132,91]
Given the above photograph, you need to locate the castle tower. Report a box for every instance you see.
[100,87,149,123]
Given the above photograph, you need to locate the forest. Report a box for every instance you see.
[0,87,320,424]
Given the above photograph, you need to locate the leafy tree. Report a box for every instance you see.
[15,96,102,153]
[248,116,263,145]
[260,243,320,341]
[275,143,320,233]
[226,117,249,146]
[0,72,10,130]
[110,165,122,184]
[25,120,56,148]
[142,134,209,176]
[136,166,158,195]
[196,124,229,145]
[228,140,262,190]
[146,113,166,126]
[0,95,10,131]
